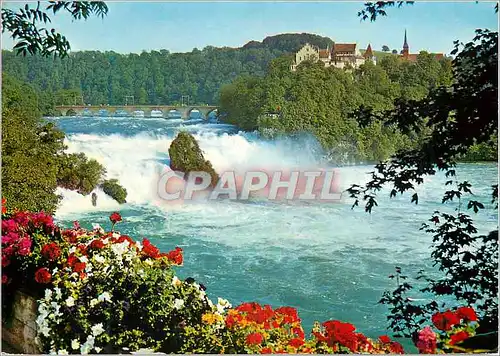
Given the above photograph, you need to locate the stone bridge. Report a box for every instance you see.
[55,105,218,119]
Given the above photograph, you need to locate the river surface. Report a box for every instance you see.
[49,116,497,345]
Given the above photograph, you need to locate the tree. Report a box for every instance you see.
[392,49,398,54]
[350,1,498,348]
[1,1,108,57]
[382,45,390,52]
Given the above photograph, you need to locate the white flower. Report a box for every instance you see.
[44,289,53,301]
[217,297,231,308]
[94,347,102,353]
[58,350,68,355]
[94,254,105,264]
[173,298,184,310]
[79,256,88,263]
[90,299,99,307]
[97,292,112,302]
[112,232,120,238]
[69,246,77,254]
[135,241,143,251]
[171,276,182,288]
[65,296,75,307]
[54,287,62,300]
[216,297,232,314]
[39,325,51,337]
[71,339,80,350]
[137,269,145,277]
[111,241,129,256]
[92,223,104,233]
[144,259,153,266]
[91,323,105,336]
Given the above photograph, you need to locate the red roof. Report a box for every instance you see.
[363,44,373,58]
[333,43,356,53]
[402,53,445,62]
[319,49,330,59]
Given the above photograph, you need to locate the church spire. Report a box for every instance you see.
[402,29,409,57]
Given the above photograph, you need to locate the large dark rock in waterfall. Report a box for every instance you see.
[168,131,219,188]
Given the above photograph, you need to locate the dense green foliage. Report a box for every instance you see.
[219,52,453,163]
[2,73,63,212]
[100,179,128,204]
[57,153,106,195]
[1,73,127,212]
[168,132,219,188]
[1,1,108,57]
[1,33,336,108]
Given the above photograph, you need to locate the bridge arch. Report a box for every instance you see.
[66,109,77,116]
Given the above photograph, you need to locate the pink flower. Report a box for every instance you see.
[2,232,19,245]
[17,237,32,256]
[1,219,17,233]
[73,220,81,230]
[416,326,437,354]
[32,211,55,230]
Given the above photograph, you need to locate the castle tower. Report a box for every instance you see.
[363,43,374,59]
[402,29,409,58]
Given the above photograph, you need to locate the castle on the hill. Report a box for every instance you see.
[290,30,443,71]
[290,42,374,71]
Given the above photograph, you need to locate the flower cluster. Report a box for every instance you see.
[415,307,478,354]
[311,320,404,354]
[0,199,488,354]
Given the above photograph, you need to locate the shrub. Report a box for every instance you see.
[58,153,107,195]
[100,179,128,204]
[168,131,219,188]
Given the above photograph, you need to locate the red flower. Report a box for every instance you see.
[89,239,105,249]
[117,235,135,246]
[450,331,470,345]
[1,198,6,214]
[389,341,405,354]
[73,262,86,273]
[432,310,460,331]
[142,238,160,259]
[41,242,61,261]
[63,229,79,243]
[275,306,299,324]
[166,247,183,265]
[246,332,264,345]
[77,244,88,255]
[379,335,391,344]
[288,338,305,348]
[35,267,52,284]
[236,302,260,313]
[109,212,122,224]
[312,331,328,343]
[293,327,305,339]
[456,307,477,322]
[2,275,8,284]
[67,253,79,268]
[260,347,272,354]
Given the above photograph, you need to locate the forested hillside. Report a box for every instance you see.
[1,33,333,107]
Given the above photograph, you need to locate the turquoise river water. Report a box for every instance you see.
[49,116,497,346]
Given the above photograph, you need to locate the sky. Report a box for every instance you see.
[1,1,498,55]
